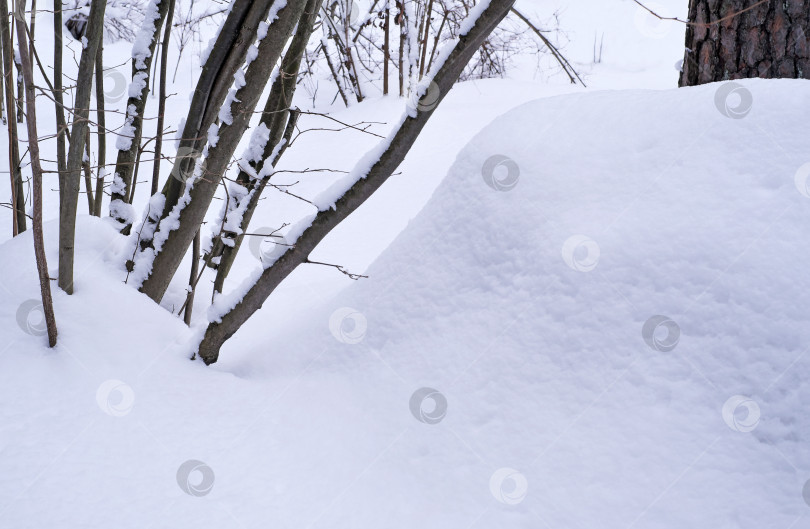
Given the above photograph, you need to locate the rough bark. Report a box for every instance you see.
[138,0,309,303]
[16,13,57,347]
[58,0,106,294]
[195,0,517,363]
[680,0,810,86]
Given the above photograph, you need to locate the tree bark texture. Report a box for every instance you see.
[680,0,810,86]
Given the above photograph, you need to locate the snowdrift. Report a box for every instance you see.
[2,79,810,528]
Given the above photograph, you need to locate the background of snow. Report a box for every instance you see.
[4,0,810,527]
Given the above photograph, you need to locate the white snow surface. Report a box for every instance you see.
[2,80,810,528]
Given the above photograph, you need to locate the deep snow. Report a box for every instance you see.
[3,79,810,528]
[3,0,808,527]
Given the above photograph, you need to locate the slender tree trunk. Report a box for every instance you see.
[92,43,105,217]
[1,0,25,235]
[207,0,321,293]
[182,230,199,325]
[680,0,810,86]
[58,0,106,295]
[397,0,405,95]
[109,0,171,230]
[418,0,434,78]
[152,0,176,197]
[383,0,390,94]
[16,11,57,347]
[195,0,517,363]
[139,0,308,303]
[83,128,94,214]
[0,39,4,124]
[14,53,23,123]
[53,0,67,211]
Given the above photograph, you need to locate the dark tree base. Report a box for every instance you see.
[680,0,810,86]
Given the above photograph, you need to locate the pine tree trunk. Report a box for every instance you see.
[680,0,810,86]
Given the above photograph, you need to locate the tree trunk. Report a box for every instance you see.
[53,0,67,212]
[58,0,106,295]
[92,43,106,217]
[138,0,309,303]
[680,0,810,86]
[156,0,276,228]
[109,0,171,230]
[151,0,176,197]
[195,0,517,363]
[0,0,25,235]
[16,11,58,347]
[207,0,322,293]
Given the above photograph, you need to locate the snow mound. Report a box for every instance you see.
[2,80,810,528]
[288,79,810,528]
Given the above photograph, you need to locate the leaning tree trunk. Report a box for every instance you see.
[195,0,517,363]
[680,0,810,86]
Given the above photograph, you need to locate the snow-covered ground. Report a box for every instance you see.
[4,0,810,527]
